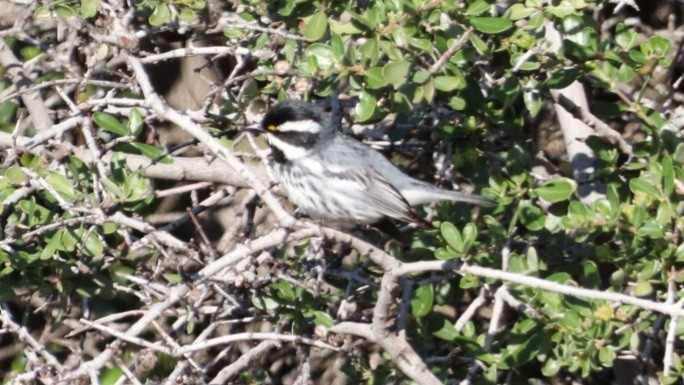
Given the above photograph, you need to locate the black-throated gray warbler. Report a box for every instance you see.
[256,100,494,231]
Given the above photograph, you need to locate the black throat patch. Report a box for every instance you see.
[271,146,287,163]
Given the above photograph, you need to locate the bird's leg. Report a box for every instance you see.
[242,194,261,238]
[306,234,326,296]
[374,217,412,244]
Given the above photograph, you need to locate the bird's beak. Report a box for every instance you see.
[243,123,264,132]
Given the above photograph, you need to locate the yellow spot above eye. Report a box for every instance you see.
[267,124,277,132]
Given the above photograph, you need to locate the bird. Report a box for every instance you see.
[256,99,495,237]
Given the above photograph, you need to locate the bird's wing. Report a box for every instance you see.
[347,137,496,208]
[360,169,418,223]
[325,137,419,223]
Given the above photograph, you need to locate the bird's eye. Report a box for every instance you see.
[267,124,278,132]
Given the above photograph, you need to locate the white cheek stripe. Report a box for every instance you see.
[278,120,321,133]
[266,134,309,160]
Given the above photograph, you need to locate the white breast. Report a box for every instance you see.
[274,161,385,224]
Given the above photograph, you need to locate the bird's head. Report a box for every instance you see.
[259,100,332,162]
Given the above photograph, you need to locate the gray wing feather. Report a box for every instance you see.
[321,137,417,222]
[344,137,495,207]
[360,171,417,222]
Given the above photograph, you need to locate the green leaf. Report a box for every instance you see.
[615,24,637,50]
[330,33,345,61]
[303,12,328,41]
[435,247,459,260]
[466,0,491,16]
[508,3,536,20]
[558,310,582,332]
[96,43,109,60]
[500,75,521,107]
[561,15,597,60]
[441,222,463,253]
[595,304,614,321]
[223,28,245,39]
[355,92,377,122]
[271,280,296,301]
[504,321,543,367]
[149,4,172,26]
[410,37,432,52]
[80,0,100,17]
[518,200,545,231]
[598,347,616,365]
[382,61,411,88]
[637,260,658,281]
[637,221,664,239]
[413,70,431,84]
[40,231,61,260]
[365,67,388,89]
[34,6,51,19]
[306,310,334,327]
[128,108,143,137]
[46,173,76,202]
[411,284,434,317]
[541,359,561,377]
[420,78,435,103]
[468,17,512,34]
[252,293,279,310]
[469,33,490,56]
[632,281,653,297]
[103,222,118,234]
[629,49,646,65]
[448,95,466,110]
[20,46,39,61]
[434,76,465,92]
[180,8,199,23]
[461,223,477,253]
[5,166,26,185]
[629,177,660,200]
[359,37,380,66]
[93,112,127,136]
[330,20,363,35]
[583,261,600,289]
[122,171,149,202]
[522,79,541,117]
[544,67,581,89]
[79,230,104,258]
[55,5,77,19]
[663,156,674,197]
[100,367,123,385]
[432,318,458,341]
[60,228,78,252]
[305,43,337,69]
[647,35,672,56]
[547,2,577,18]
[163,273,182,284]
[129,143,172,164]
[535,178,576,202]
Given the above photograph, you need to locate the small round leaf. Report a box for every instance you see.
[303,12,329,41]
[468,17,512,34]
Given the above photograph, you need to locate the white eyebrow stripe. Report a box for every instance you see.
[277,120,321,133]
[266,134,309,160]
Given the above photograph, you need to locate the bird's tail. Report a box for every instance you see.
[443,191,496,207]
[404,186,496,207]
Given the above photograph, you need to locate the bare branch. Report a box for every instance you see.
[209,340,278,384]
[552,93,633,155]
[123,53,297,228]
[0,38,54,132]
